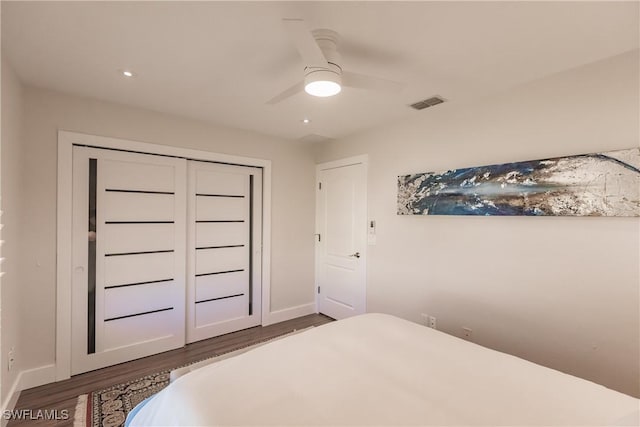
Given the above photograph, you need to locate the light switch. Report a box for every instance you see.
[368,220,376,245]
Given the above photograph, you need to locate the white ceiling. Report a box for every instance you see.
[2,1,638,142]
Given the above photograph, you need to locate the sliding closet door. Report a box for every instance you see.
[71,146,186,375]
[186,161,262,343]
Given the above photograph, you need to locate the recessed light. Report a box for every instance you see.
[302,118,311,124]
[122,70,134,77]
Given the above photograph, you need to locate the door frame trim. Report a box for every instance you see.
[56,130,272,381]
[314,154,368,315]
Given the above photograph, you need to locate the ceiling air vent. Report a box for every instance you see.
[410,96,446,111]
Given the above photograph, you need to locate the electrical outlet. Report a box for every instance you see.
[8,347,15,371]
[420,313,429,326]
[462,327,472,340]
[428,316,437,329]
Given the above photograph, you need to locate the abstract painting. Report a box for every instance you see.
[397,148,640,216]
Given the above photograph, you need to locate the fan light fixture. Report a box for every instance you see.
[304,69,341,97]
[265,20,403,105]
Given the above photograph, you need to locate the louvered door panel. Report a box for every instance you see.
[103,223,174,254]
[103,280,175,320]
[195,246,247,274]
[196,271,246,301]
[186,161,262,343]
[71,146,186,374]
[196,222,247,247]
[104,252,175,287]
[102,192,175,222]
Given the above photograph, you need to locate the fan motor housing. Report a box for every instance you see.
[311,28,342,74]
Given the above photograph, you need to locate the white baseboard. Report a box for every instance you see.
[19,364,56,391]
[1,375,21,427]
[264,303,316,326]
[0,363,56,427]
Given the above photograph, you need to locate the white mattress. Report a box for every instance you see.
[129,313,639,426]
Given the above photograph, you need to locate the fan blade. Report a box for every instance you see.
[283,18,328,68]
[342,71,404,93]
[266,81,305,105]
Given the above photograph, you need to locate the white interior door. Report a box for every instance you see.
[186,161,262,343]
[71,146,186,374]
[316,159,367,319]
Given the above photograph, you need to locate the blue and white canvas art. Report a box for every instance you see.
[397,148,640,216]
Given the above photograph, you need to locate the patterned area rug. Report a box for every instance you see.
[74,328,311,427]
[75,369,171,427]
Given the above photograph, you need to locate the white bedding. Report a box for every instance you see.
[129,313,639,426]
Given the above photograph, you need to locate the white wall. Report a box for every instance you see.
[314,50,640,397]
[19,87,316,374]
[1,58,24,409]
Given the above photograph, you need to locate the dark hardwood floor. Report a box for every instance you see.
[9,313,333,426]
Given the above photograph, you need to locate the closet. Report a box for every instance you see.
[186,161,262,343]
[70,145,262,375]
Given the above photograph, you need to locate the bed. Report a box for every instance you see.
[127,313,639,426]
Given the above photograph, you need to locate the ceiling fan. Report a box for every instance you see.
[267,19,404,104]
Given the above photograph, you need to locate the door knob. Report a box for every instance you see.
[349,252,361,258]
